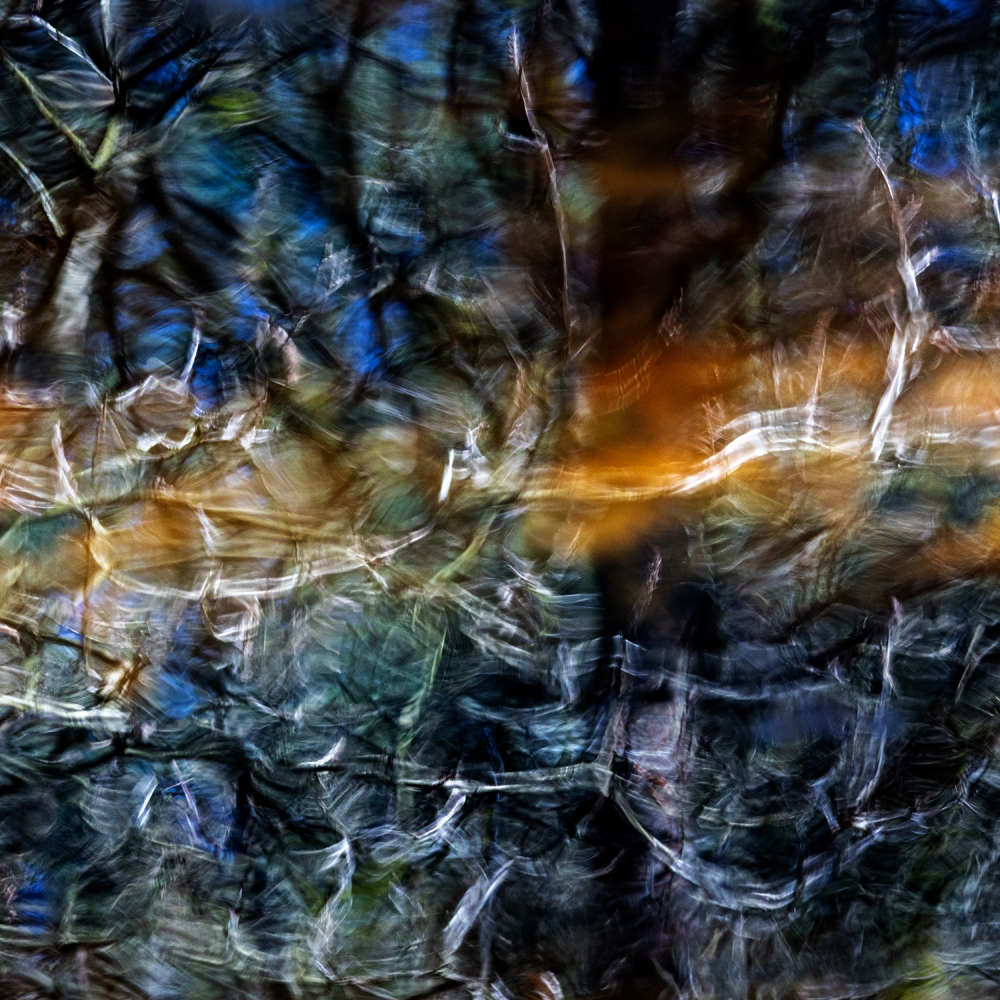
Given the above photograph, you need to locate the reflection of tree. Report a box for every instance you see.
[0,5,221,381]
[0,4,613,1000]
[586,3,1000,1000]
[0,0,598,402]
[7,1,1000,998]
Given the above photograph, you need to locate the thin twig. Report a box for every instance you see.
[0,139,64,235]
[0,49,120,172]
[856,119,932,460]
[6,15,112,86]
[511,28,573,345]
[1,48,97,167]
